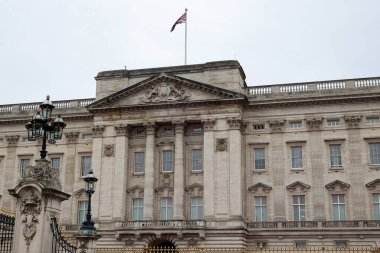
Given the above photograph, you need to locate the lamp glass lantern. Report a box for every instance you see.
[51,115,66,140]
[40,95,55,121]
[84,169,98,192]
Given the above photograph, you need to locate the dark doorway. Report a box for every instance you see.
[149,239,176,249]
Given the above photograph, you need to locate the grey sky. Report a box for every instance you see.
[1,0,379,104]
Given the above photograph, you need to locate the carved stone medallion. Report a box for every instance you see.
[20,190,42,249]
[140,82,190,103]
[216,138,228,152]
[104,144,115,157]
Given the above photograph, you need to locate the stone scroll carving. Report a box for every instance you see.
[23,159,61,189]
[139,82,190,103]
[20,190,42,249]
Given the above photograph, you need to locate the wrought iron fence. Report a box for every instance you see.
[51,217,77,253]
[96,247,380,253]
[0,207,15,253]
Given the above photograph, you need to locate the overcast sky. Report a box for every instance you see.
[1,0,379,104]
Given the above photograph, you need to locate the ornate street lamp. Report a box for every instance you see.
[25,96,66,159]
[80,169,98,231]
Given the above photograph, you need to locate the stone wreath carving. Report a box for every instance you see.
[104,144,115,157]
[23,159,60,186]
[216,138,228,152]
[20,190,42,249]
[140,82,190,103]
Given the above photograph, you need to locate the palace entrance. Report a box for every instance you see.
[149,238,176,249]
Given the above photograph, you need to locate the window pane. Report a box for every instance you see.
[254,148,265,170]
[191,197,203,220]
[132,198,144,221]
[20,159,30,176]
[134,152,145,173]
[162,151,173,172]
[373,194,380,220]
[254,196,267,222]
[78,201,88,224]
[192,149,203,171]
[160,197,173,220]
[291,146,303,168]
[293,195,305,221]
[81,156,91,176]
[369,143,380,165]
[332,194,346,220]
[330,144,342,166]
[51,158,60,170]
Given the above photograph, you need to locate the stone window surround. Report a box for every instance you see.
[365,179,380,219]
[286,182,310,221]
[127,185,144,220]
[286,141,307,172]
[129,146,146,176]
[287,120,303,129]
[73,188,89,224]
[78,152,92,178]
[324,139,346,171]
[249,143,270,174]
[18,154,33,177]
[326,181,350,221]
[247,183,272,222]
[365,115,380,125]
[325,118,342,127]
[186,143,204,174]
[157,144,175,173]
[185,183,204,219]
[364,138,380,170]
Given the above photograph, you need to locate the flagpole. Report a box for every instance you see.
[185,8,188,65]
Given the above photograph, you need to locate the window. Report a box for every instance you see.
[134,152,145,173]
[20,158,30,176]
[373,194,380,220]
[295,242,307,248]
[191,197,203,220]
[327,119,340,126]
[289,121,302,128]
[160,197,173,220]
[335,241,347,249]
[81,156,91,176]
[369,143,380,165]
[191,149,203,172]
[78,201,88,224]
[253,124,265,130]
[254,196,267,222]
[329,144,342,167]
[367,117,379,125]
[293,195,306,221]
[132,198,144,221]
[82,133,93,140]
[162,150,173,172]
[291,146,303,169]
[254,148,265,170]
[332,194,346,220]
[51,157,60,170]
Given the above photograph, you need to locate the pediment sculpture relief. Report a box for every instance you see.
[139,82,190,103]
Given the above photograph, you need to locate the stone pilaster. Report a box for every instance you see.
[91,126,104,222]
[227,117,243,220]
[201,119,215,220]
[113,125,129,221]
[143,122,156,220]
[173,120,185,219]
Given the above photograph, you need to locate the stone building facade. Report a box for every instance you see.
[0,61,380,248]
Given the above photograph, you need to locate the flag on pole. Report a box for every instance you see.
[170,12,187,32]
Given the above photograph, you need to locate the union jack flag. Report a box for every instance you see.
[170,12,187,32]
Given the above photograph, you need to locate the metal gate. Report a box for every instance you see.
[51,217,77,253]
[0,208,15,253]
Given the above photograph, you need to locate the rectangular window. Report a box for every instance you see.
[20,158,30,176]
[162,150,173,172]
[293,195,306,221]
[82,133,93,140]
[78,201,88,224]
[329,144,342,167]
[81,156,91,176]
[160,197,173,220]
[132,198,144,221]
[373,194,380,220]
[335,241,347,249]
[51,157,60,170]
[327,119,340,126]
[254,148,266,170]
[191,149,203,172]
[369,143,380,165]
[367,117,380,125]
[254,196,267,222]
[295,242,307,248]
[291,146,303,169]
[191,197,203,220]
[134,152,145,173]
[332,194,346,221]
[253,124,265,130]
[289,121,302,128]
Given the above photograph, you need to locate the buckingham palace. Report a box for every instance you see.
[0,60,380,248]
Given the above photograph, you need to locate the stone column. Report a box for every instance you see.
[113,125,130,221]
[227,117,243,220]
[8,159,71,253]
[173,120,185,219]
[143,122,156,220]
[202,119,216,220]
[91,126,104,222]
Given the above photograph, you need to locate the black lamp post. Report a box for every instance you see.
[25,96,66,159]
[80,169,98,231]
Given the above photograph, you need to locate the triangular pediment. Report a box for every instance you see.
[73,188,86,198]
[365,179,380,190]
[286,181,311,192]
[185,183,204,192]
[127,185,144,194]
[155,185,174,193]
[248,183,272,193]
[87,73,246,111]
[325,180,350,191]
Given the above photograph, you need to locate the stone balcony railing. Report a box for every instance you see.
[0,98,95,114]
[118,220,206,229]
[248,77,380,95]
[246,220,380,230]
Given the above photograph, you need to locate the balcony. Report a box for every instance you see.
[117,220,206,229]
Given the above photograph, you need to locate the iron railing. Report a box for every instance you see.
[51,217,77,253]
[0,208,15,253]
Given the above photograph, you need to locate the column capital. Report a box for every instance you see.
[64,132,79,143]
[173,120,185,134]
[92,126,105,138]
[143,122,156,135]
[306,118,323,131]
[227,117,242,130]
[114,124,130,137]
[344,115,362,128]
[6,135,19,146]
[201,118,216,131]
